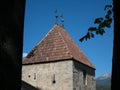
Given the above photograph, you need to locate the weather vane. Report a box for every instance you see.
[60,14,64,28]
[54,9,58,25]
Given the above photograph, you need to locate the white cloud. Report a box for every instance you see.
[22,52,28,58]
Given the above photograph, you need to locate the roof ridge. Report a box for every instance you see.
[57,26,95,69]
[57,26,73,58]
[36,25,57,46]
[25,25,57,59]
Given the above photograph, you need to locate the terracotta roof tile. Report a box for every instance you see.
[23,25,95,69]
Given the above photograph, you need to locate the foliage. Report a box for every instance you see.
[80,5,113,42]
[96,85,111,90]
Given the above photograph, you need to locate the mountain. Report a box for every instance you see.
[96,73,111,90]
[96,73,111,85]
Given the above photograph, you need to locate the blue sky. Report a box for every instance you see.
[23,0,113,78]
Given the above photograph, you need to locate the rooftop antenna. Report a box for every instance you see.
[60,14,64,28]
[54,9,58,25]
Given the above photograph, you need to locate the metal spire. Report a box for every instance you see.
[60,14,64,28]
[55,9,58,25]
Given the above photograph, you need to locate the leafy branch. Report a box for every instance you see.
[80,5,113,42]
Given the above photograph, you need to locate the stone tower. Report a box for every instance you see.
[22,24,96,90]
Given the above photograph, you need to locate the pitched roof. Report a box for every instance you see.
[23,25,95,69]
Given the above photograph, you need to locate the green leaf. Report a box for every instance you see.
[108,18,112,24]
[99,29,105,35]
[86,32,90,39]
[79,36,85,42]
[99,20,108,28]
[85,36,88,41]
[107,10,112,15]
[91,33,94,38]
[101,29,105,34]
[105,14,110,19]
[88,27,97,31]
[106,24,111,28]
[96,30,99,34]
[104,5,112,10]
[94,18,103,24]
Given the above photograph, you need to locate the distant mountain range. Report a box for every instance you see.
[96,73,111,90]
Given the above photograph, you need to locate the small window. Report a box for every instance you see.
[83,70,87,85]
[52,74,56,84]
[28,75,31,78]
[73,88,76,90]
[34,73,36,80]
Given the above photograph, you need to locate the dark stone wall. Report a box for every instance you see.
[0,0,26,90]
[73,60,96,90]
[21,81,41,90]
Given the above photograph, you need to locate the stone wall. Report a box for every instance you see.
[73,60,96,90]
[22,60,96,90]
[22,60,73,90]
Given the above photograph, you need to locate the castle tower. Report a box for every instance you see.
[22,19,96,90]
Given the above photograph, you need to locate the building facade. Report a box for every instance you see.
[22,24,96,90]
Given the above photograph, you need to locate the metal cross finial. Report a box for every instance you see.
[55,9,58,25]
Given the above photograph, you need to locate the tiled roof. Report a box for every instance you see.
[23,25,95,69]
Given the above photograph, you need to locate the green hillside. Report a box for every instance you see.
[96,84,111,90]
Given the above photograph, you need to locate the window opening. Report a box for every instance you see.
[28,75,31,78]
[52,74,56,84]
[34,73,36,80]
[83,70,87,85]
